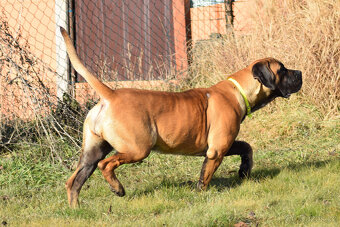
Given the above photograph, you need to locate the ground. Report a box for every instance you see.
[1,98,339,226]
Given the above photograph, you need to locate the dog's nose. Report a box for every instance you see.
[295,70,302,78]
[294,70,303,90]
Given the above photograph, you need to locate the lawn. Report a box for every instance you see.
[1,99,339,226]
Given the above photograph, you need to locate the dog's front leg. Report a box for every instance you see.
[225,140,253,179]
[197,148,225,191]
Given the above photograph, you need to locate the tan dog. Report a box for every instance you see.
[60,27,302,207]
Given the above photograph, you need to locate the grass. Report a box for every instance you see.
[1,100,339,226]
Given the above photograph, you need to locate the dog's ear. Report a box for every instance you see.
[252,62,276,90]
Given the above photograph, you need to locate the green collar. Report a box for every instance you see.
[228,77,252,117]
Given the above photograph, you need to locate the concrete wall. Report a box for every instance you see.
[0,0,60,119]
[190,0,256,42]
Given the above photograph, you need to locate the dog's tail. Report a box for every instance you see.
[59,27,113,100]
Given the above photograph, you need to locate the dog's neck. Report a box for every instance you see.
[236,77,277,114]
[225,68,275,117]
[227,77,252,117]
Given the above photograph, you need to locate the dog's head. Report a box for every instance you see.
[252,58,302,98]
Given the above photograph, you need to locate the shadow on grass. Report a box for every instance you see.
[212,158,339,191]
[210,167,281,191]
[128,167,282,197]
[129,158,338,198]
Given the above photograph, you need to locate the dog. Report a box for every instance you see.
[60,27,302,207]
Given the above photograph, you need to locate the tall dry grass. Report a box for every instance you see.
[185,0,339,117]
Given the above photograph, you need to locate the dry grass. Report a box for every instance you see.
[183,0,339,117]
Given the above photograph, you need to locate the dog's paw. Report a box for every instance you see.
[238,150,253,179]
[109,185,126,197]
[238,160,252,179]
[238,166,251,179]
[196,180,207,191]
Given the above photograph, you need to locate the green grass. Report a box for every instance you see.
[0,100,339,226]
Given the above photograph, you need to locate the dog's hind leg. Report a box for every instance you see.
[66,126,112,208]
[225,140,253,179]
[98,146,151,197]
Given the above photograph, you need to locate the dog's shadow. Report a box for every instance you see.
[210,167,281,191]
[129,159,335,197]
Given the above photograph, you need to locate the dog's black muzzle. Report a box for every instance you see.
[277,70,302,98]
